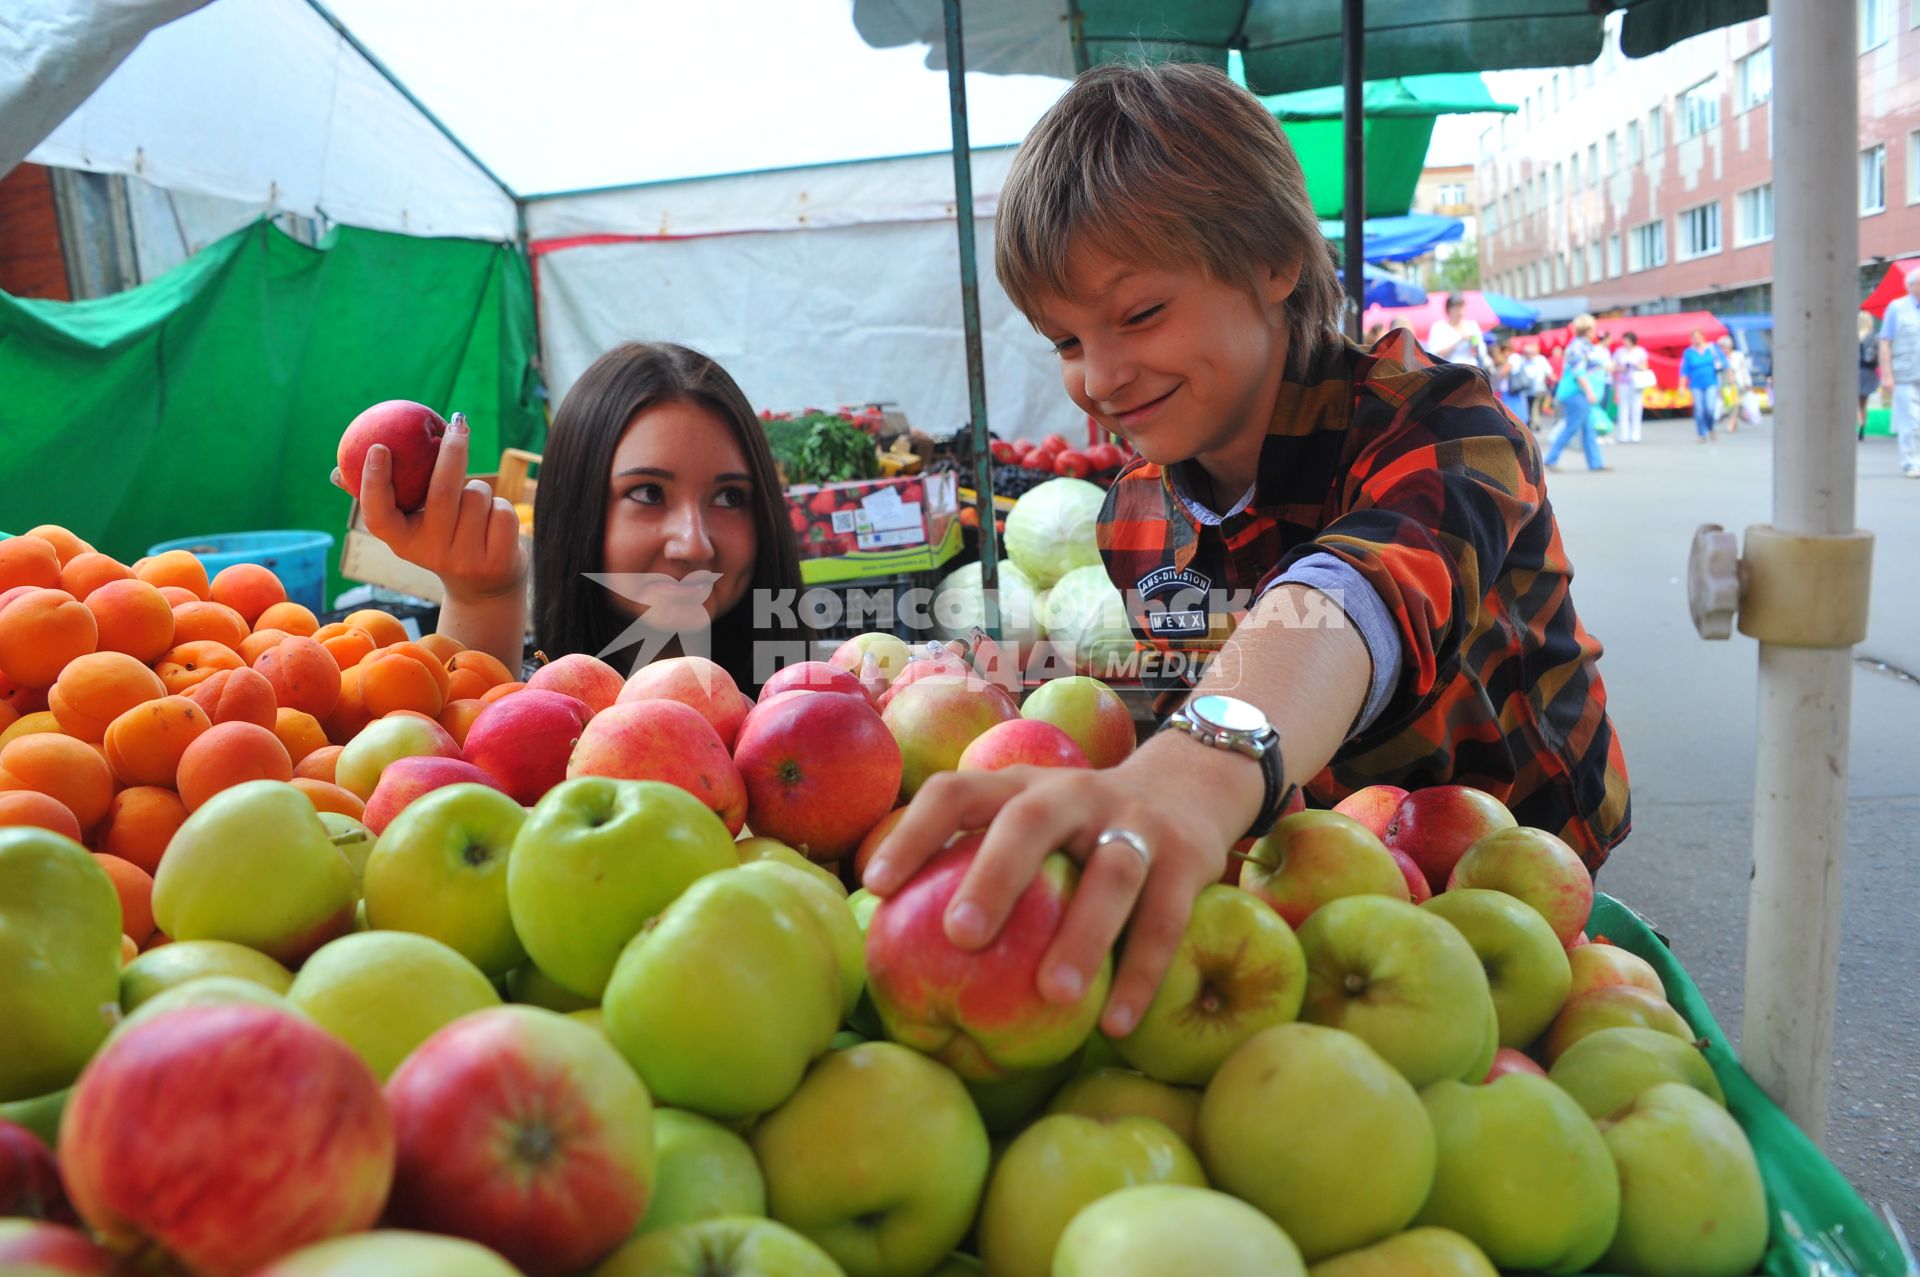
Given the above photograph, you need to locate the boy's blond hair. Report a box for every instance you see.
[995,61,1343,374]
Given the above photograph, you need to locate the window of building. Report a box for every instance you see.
[1680,79,1721,139]
[1552,163,1564,203]
[1649,105,1666,152]
[1605,132,1619,174]
[1554,255,1567,291]
[1589,243,1603,281]
[1735,185,1774,244]
[1862,0,1894,50]
[1483,202,1499,235]
[1678,201,1723,259]
[1586,144,1599,185]
[1861,144,1887,214]
[1910,131,1920,203]
[1571,250,1585,288]
[1607,235,1622,278]
[1628,121,1643,163]
[1551,73,1561,112]
[1437,182,1469,206]
[1737,46,1772,112]
[1629,220,1667,272]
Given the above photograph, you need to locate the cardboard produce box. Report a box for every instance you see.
[786,471,962,586]
[339,448,538,604]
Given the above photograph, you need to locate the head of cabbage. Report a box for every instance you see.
[1002,478,1105,589]
[929,558,1045,648]
[1043,565,1139,678]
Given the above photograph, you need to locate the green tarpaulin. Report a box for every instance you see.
[0,219,544,607]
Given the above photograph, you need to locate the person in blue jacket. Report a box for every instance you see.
[1679,329,1727,443]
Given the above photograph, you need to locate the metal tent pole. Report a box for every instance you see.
[1340,0,1366,340]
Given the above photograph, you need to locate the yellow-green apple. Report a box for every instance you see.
[60,1003,392,1276]
[1446,827,1593,946]
[1047,1068,1202,1147]
[956,718,1089,771]
[505,960,597,1013]
[566,699,747,834]
[1053,1184,1307,1277]
[1547,1026,1725,1119]
[151,780,358,965]
[1542,985,1693,1065]
[1308,1227,1498,1276]
[0,1088,69,1153]
[287,931,500,1080]
[734,836,848,895]
[254,1229,522,1276]
[1413,1074,1618,1272]
[829,632,913,686]
[739,860,865,1019]
[881,678,1018,798]
[964,1053,1081,1134]
[337,400,446,510]
[752,1043,989,1277]
[1017,674,1134,769]
[872,651,972,712]
[1484,1047,1548,1081]
[865,837,1109,1080]
[361,755,506,835]
[363,782,528,976]
[1297,895,1496,1088]
[1241,810,1407,929]
[0,828,121,1101]
[1113,883,1306,1085]
[1198,1023,1434,1260]
[318,812,373,887]
[1420,889,1571,1049]
[119,939,293,1012]
[1331,783,1409,840]
[334,713,461,801]
[979,1113,1205,1277]
[617,655,753,750]
[526,653,623,715]
[462,689,594,806]
[1597,1083,1768,1277]
[733,690,901,859]
[1383,786,1517,894]
[112,975,291,1037]
[639,1108,766,1234]
[384,1005,654,1277]
[853,808,906,879]
[760,660,869,702]
[596,1216,844,1277]
[1566,942,1665,1001]
[506,777,737,999]
[0,1116,74,1224]
[925,1255,984,1277]
[0,1219,119,1274]
[602,868,840,1118]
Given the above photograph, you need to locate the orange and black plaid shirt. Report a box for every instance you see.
[1097,329,1631,868]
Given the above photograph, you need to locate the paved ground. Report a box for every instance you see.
[1537,410,1919,1226]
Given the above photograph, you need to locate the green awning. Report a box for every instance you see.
[1262,72,1519,122]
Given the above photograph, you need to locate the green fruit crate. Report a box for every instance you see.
[1586,894,1912,1276]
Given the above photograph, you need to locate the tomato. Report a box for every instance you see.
[1053,451,1094,479]
[959,506,980,529]
[990,440,1019,464]
[1042,433,1073,453]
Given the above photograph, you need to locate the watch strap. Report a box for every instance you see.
[1245,739,1295,841]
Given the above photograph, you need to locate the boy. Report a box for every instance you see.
[865,62,1629,1040]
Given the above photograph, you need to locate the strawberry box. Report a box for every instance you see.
[784,472,962,585]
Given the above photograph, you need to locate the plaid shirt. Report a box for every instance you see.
[1097,329,1631,868]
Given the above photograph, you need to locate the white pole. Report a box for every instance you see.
[1740,0,1860,1146]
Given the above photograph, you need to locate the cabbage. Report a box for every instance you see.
[929,559,1045,648]
[1042,565,1139,678]
[1002,478,1105,589]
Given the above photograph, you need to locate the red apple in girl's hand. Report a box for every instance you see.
[337,401,448,513]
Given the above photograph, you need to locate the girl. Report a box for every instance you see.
[1493,337,1531,424]
[1857,310,1880,441]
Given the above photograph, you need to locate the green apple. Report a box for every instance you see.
[319,812,374,888]
[0,828,123,1101]
[964,1053,1079,1134]
[1414,1074,1618,1272]
[287,931,500,1079]
[0,1086,70,1149]
[604,868,840,1118]
[1420,889,1571,1048]
[364,783,529,977]
[1114,883,1306,1086]
[739,860,864,1019]
[508,777,738,999]
[1053,1184,1307,1277]
[736,836,848,897]
[1242,810,1408,929]
[119,939,293,1012]
[1597,1083,1769,1277]
[925,1256,983,1277]
[640,1108,767,1234]
[505,960,597,1013]
[1198,1023,1433,1261]
[979,1113,1206,1277]
[1543,985,1693,1064]
[1047,1068,1202,1147]
[751,1043,989,1277]
[114,974,295,1036]
[1017,674,1136,769]
[151,780,358,966]
[830,632,914,686]
[1307,1227,1497,1276]
[333,712,459,800]
[1297,895,1496,1088]
[1548,1026,1725,1119]
[254,1229,521,1275]
[595,1216,844,1277]
[847,887,880,932]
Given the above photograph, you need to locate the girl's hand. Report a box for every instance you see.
[331,418,526,602]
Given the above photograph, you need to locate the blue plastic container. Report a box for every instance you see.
[144,530,336,614]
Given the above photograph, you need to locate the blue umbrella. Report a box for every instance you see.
[1478,289,1541,328]
[1339,265,1427,309]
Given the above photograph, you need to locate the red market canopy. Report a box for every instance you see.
[1861,257,1920,319]
[1362,290,1513,341]
[1531,310,1728,386]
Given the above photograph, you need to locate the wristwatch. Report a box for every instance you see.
[1158,694,1295,840]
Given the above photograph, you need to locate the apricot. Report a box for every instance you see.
[361,651,444,718]
[0,587,98,688]
[59,551,133,601]
[169,600,249,652]
[254,636,341,719]
[0,536,61,591]
[174,721,293,811]
[272,707,330,765]
[153,640,244,695]
[238,628,292,664]
[291,777,366,820]
[0,732,114,833]
[0,710,60,748]
[0,790,83,842]
[438,698,485,748]
[0,671,48,718]
[84,578,176,664]
[445,650,513,702]
[479,680,527,705]
[293,744,343,784]
[318,625,377,670]
[322,665,372,746]
[157,585,202,608]
[103,695,212,788]
[134,549,211,599]
[92,853,156,943]
[415,632,465,663]
[254,601,318,637]
[209,563,287,626]
[22,524,92,566]
[97,786,189,874]
[48,651,167,742]
[185,667,278,729]
[342,608,409,648]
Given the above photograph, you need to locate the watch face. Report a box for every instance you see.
[1188,694,1266,735]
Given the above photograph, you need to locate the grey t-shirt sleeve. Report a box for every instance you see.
[1256,551,1403,739]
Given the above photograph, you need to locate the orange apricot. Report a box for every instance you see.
[169,600,249,652]
[415,633,465,663]
[156,585,202,608]
[437,698,485,748]
[208,563,287,627]
[238,628,291,664]
[92,853,156,943]
[293,744,343,784]
[48,651,167,742]
[84,578,176,664]
[342,608,409,649]
[0,732,114,834]
[153,641,244,696]
[59,551,133,601]
[23,525,92,566]
[103,695,211,788]
[0,536,61,591]
[0,588,98,688]
[0,710,59,748]
[272,707,329,765]
[254,601,318,637]
[134,549,211,599]
[0,790,83,842]
[184,667,278,729]
[322,665,372,746]
[479,680,527,705]
[0,671,48,719]
[319,626,377,670]
[97,786,189,875]
[291,777,366,820]
[174,721,293,811]
[361,651,444,718]
[254,637,341,719]
[445,650,513,702]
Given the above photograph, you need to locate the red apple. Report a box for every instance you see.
[1483,1047,1548,1082]
[733,690,901,860]
[1389,846,1433,904]
[1240,810,1409,929]
[1447,826,1594,946]
[337,401,447,512]
[759,660,868,703]
[565,699,747,834]
[60,1004,393,1277]
[1383,785,1518,893]
[1567,931,1591,950]
[0,1220,118,1274]
[1565,942,1665,1002]
[872,653,972,711]
[957,719,1090,772]
[881,677,1018,798]
[462,689,594,806]
[385,1006,655,1277]
[0,1118,75,1224]
[617,655,753,749]
[853,807,908,880]
[361,755,507,835]
[1331,784,1409,841]
[526,654,624,715]
[1016,675,1135,769]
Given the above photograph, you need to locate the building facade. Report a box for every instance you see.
[1410,163,1479,288]
[1475,2,1920,318]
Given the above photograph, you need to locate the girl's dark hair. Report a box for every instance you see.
[530,342,809,695]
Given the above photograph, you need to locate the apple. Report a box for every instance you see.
[334,713,461,802]
[872,652,971,711]
[1384,786,1517,893]
[319,811,374,887]
[759,660,868,702]
[0,828,122,1102]
[287,931,500,1080]
[602,868,841,1118]
[956,718,1090,772]
[1484,1047,1548,1081]
[1113,883,1306,1086]
[0,1219,119,1275]
[753,1043,990,1277]
[60,1003,393,1276]
[1597,1084,1769,1276]
[1296,894,1496,1089]
[881,678,1019,798]
[1053,1184,1307,1277]
[362,782,528,976]
[526,653,623,714]
[1542,985,1693,1065]
[828,632,913,686]
[1446,827,1593,946]
[1390,847,1432,903]
[151,780,358,965]
[1420,889,1571,1048]
[506,777,737,999]
[337,400,447,511]
[1310,1228,1498,1276]
[1240,810,1408,928]
[1331,783,1409,840]
[618,655,753,749]
[852,807,906,880]
[385,1005,653,1276]
[504,961,596,1014]
[865,836,1109,1081]
[1547,1026,1725,1119]
[461,689,594,806]
[1015,675,1135,768]
[1046,1068,1203,1147]
[361,755,505,835]
[118,938,294,1012]
[739,860,865,1019]
[566,699,747,834]
[254,1230,522,1276]
[734,836,847,896]
[112,975,292,1037]
[596,1217,844,1277]
[0,1117,74,1224]
[964,1053,1081,1135]
[639,1108,766,1234]
[733,690,901,859]
[1565,941,1665,1002]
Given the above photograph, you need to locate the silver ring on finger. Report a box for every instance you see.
[1092,827,1152,874]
